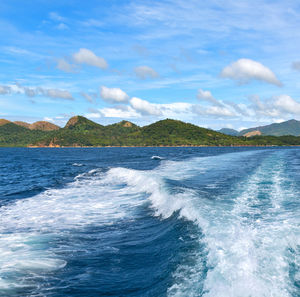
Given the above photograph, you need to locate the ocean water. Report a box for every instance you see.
[1,147,300,297]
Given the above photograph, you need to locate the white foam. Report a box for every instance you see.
[159,151,300,297]
[1,149,299,296]
[151,155,163,160]
[0,168,149,291]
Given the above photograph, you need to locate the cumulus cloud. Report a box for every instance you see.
[249,94,300,120]
[73,48,108,69]
[205,106,236,117]
[56,59,76,73]
[0,85,11,95]
[273,94,300,114]
[197,89,223,106]
[134,66,159,79]
[130,97,162,115]
[194,105,236,117]
[100,86,129,103]
[99,105,141,118]
[221,58,282,86]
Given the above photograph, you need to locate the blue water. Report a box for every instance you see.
[1,147,300,297]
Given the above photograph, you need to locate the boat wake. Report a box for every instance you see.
[1,149,300,296]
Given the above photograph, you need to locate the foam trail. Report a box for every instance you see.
[1,149,299,296]
[0,168,148,292]
[142,150,300,297]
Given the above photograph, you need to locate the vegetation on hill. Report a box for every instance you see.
[239,119,300,136]
[1,116,300,147]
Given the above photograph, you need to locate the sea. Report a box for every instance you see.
[0,147,300,297]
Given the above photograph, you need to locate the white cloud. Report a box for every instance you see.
[225,101,249,116]
[134,66,159,79]
[73,48,108,69]
[56,58,76,73]
[274,94,300,114]
[249,94,300,120]
[100,86,129,103]
[221,58,282,86]
[205,106,236,117]
[194,105,236,118]
[43,117,54,122]
[197,89,223,106]
[130,97,161,115]
[44,89,74,100]
[99,106,141,118]
[0,85,11,95]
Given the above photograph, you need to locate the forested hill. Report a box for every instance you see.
[238,119,300,136]
[1,116,300,147]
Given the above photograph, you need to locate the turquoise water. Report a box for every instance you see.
[0,147,300,296]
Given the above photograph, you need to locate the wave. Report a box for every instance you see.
[151,155,164,160]
[1,149,299,296]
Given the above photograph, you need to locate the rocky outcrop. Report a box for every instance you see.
[243,130,262,137]
[65,116,79,128]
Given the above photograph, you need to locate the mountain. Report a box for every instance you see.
[139,119,244,146]
[0,122,49,146]
[13,120,59,131]
[1,116,300,147]
[29,121,60,131]
[217,128,239,136]
[239,119,300,136]
[14,121,30,129]
[0,119,11,126]
[65,115,103,130]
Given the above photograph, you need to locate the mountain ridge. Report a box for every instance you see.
[238,119,300,136]
[1,116,300,147]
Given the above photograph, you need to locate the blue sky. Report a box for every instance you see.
[1,0,300,130]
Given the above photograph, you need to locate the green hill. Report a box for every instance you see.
[239,119,300,136]
[140,119,244,146]
[1,116,300,147]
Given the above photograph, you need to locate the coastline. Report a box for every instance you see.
[21,144,297,148]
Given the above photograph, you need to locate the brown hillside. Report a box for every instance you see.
[65,116,79,128]
[14,121,30,129]
[244,130,262,137]
[122,121,133,127]
[0,119,11,126]
[29,121,60,131]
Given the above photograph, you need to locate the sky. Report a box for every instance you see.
[1,0,300,130]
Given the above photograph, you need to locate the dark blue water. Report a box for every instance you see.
[1,147,300,297]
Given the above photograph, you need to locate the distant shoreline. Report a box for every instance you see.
[9,144,300,148]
